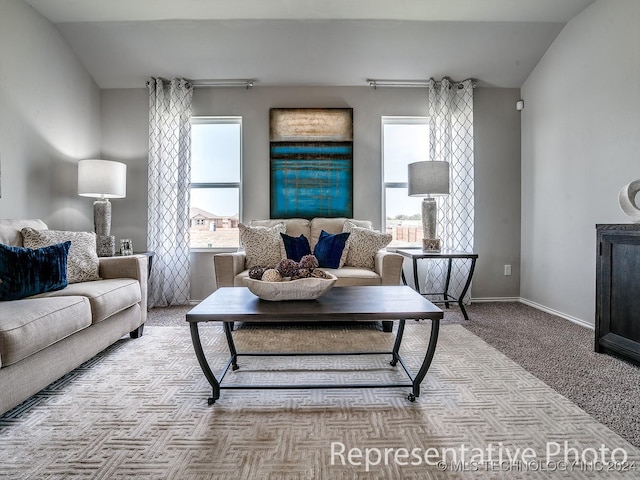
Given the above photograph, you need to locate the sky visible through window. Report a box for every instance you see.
[190,119,241,248]
[191,122,240,217]
[383,120,429,218]
[383,118,430,247]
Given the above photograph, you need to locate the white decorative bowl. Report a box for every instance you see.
[244,273,337,301]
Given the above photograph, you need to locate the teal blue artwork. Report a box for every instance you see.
[270,108,353,219]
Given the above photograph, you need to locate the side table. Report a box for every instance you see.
[396,249,478,320]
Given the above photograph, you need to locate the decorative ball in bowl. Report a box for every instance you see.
[244,272,337,301]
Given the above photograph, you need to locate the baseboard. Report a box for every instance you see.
[518,298,594,330]
[471,297,520,303]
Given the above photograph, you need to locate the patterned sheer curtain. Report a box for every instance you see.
[147,78,193,307]
[426,77,475,302]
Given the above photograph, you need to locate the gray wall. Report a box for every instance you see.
[101,86,521,301]
[474,88,522,299]
[520,0,640,325]
[0,0,101,229]
[0,1,522,303]
[100,89,149,249]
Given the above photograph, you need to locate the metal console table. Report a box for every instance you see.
[396,249,478,320]
[186,286,443,405]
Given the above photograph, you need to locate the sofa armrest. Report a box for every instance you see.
[214,251,247,288]
[99,255,148,317]
[374,251,404,286]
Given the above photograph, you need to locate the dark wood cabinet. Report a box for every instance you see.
[595,224,640,364]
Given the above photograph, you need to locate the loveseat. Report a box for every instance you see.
[214,217,404,331]
[0,219,147,416]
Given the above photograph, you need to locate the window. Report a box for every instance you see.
[382,116,429,248]
[190,117,242,249]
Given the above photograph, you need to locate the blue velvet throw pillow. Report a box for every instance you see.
[0,241,71,301]
[280,233,312,263]
[313,230,350,269]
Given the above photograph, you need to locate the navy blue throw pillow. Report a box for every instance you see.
[280,233,312,263]
[313,230,350,269]
[0,241,71,301]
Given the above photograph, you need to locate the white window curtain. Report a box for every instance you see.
[426,77,475,303]
[147,77,193,307]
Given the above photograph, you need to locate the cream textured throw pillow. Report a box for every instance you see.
[239,223,286,269]
[342,221,392,269]
[21,228,100,283]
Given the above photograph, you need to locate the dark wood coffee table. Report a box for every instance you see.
[186,286,443,405]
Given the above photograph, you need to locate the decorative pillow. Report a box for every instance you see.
[0,241,70,301]
[342,223,392,269]
[313,230,350,269]
[280,233,311,263]
[239,223,286,269]
[21,228,100,284]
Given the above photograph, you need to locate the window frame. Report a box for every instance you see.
[381,115,430,248]
[189,116,243,252]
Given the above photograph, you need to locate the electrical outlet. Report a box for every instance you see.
[504,265,512,276]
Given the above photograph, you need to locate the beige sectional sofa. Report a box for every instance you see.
[214,217,404,331]
[0,219,147,416]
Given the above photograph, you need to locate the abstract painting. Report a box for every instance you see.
[270,108,353,219]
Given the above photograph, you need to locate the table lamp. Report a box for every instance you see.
[78,159,127,257]
[408,161,450,251]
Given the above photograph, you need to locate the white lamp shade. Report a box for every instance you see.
[78,159,127,198]
[408,161,450,196]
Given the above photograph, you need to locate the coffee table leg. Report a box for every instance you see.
[390,319,405,366]
[223,321,239,370]
[189,322,220,405]
[408,318,440,402]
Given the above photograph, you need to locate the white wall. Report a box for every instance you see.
[101,85,521,301]
[0,0,101,229]
[520,0,640,325]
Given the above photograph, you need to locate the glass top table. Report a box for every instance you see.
[396,249,478,320]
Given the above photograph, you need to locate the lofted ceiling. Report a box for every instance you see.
[23,0,597,89]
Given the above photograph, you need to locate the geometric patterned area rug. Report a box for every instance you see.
[1,324,639,479]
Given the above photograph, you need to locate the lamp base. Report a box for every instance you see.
[93,199,112,237]
[93,198,114,256]
[422,238,442,252]
[421,198,441,251]
[97,235,115,257]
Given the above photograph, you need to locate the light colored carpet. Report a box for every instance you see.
[146,302,640,448]
[1,324,639,479]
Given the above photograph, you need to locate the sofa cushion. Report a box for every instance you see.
[233,266,381,288]
[233,269,251,287]
[239,223,286,269]
[0,219,48,247]
[310,218,372,250]
[280,233,312,262]
[21,228,100,284]
[342,221,392,270]
[322,267,382,286]
[0,241,70,301]
[34,279,142,324]
[313,230,350,268]
[251,218,311,239]
[0,296,91,367]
